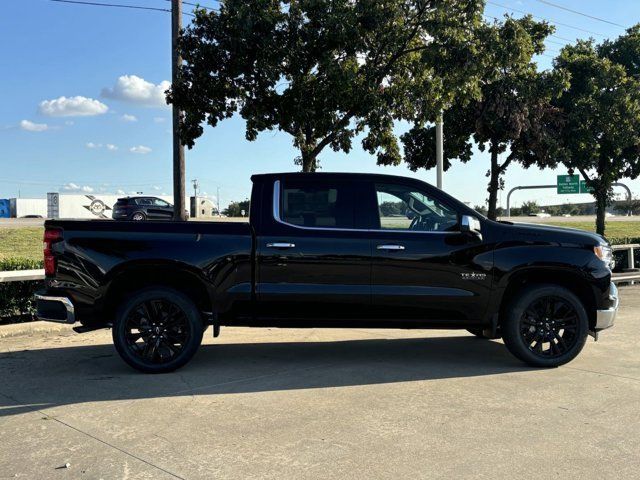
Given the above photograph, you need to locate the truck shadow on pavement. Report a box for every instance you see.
[0,335,531,417]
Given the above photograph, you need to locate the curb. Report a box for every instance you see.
[0,321,75,339]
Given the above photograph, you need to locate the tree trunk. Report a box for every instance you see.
[487,149,500,221]
[595,188,607,236]
[300,141,317,172]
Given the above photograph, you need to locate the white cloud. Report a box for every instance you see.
[39,96,109,117]
[86,142,119,151]
[152,185,161,190]
[102,75,170,108]
[153,117,166,123]
[65,120,74,126]
[20,120,49,132]
[62,182,94,193]
[121,113,137,122]
[130,145,152,154]
[116,189,126,195]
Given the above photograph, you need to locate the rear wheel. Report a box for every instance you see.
[131,212,146,221]
[502,285,588,368]
[112,287,204,373]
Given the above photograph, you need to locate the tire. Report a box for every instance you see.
[466,328,500,340]
[502,284,589,368]
[112,287,204,373]
[131,212,146,221]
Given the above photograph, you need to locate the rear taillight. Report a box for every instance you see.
[43,228,62,276]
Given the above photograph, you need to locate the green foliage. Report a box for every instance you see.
[473,204,488,216]
[379,201,405,217]
[519,201,540,216]
[169,0,485,172]
[553,27,640,235]
[223,199,251,217]
[0,257,43,321]
[401,15,564,220]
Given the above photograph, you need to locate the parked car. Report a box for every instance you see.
[112,196,174,221]
[36,172,618,373]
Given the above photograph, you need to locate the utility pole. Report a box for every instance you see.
[191,178,199,198]
[435,111,444,190]
[172,0,186,221]
[216,186,220,216]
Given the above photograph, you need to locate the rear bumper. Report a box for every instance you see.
[595,282,618,331]
[34,293,76,324]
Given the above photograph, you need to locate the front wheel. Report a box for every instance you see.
[502,285,589,368]
[112,287,204,373]
[131,212,146,221]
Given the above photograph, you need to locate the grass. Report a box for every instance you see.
[0,220,639,267]
[545,221,640,243]
[0,228,44,262]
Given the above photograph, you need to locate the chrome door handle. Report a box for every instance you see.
[376,244,405,251]
[266,242,296,249]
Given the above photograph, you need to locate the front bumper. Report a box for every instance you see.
[595,282,619,331]
[34,293,76,324]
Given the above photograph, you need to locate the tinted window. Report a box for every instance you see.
[375,183,459,232]
[135,198,153,206]
[153,198,170,207]
[281,182,355,229]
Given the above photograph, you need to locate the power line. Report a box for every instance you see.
[163,0,218,12]
[484,13,572,46]
[50,0,195,17]
[487,1,607,37]
[533,0,627,29]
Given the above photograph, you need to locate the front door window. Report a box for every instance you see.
[374,183,459,232]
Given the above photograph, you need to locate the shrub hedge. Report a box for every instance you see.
[0,257,43,323]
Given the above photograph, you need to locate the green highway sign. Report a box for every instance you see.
[580,180,594,194]
[557,175,580,194]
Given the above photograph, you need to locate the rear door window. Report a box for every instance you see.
[281,181,355,229]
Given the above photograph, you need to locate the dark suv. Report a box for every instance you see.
[112,197,173,221]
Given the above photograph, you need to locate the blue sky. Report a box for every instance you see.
[1,0,639,209]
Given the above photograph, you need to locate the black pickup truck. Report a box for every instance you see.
[36,172,618,373]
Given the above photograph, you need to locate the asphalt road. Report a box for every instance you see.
[1,288,638,479]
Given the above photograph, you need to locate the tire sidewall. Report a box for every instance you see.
[503,285,589,368]
[131,212,146,221]
[112,287,203,373]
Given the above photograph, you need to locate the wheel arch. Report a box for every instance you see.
[498,268,597,330]
[103,262,213,324]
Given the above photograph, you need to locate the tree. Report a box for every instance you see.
[168,0,484,172]
[401,16,565,220]
[553,29,640,236]
[223,199,251,217]
[473,204,488,216]
[519,200,540,216]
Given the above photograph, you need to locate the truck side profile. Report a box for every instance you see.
[35,172,619,373]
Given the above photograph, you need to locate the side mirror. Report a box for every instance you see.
[461,215,482,240]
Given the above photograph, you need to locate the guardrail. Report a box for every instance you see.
[0,269,45,282]
[0,245,639,284]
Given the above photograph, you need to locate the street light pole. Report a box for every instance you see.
[436,111,443,190]
[172,0,186,221]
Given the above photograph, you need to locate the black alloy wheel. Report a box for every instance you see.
[124,298,190,364]
[113,287,204,373]
[502,284,589,368]
[519,296,579,357]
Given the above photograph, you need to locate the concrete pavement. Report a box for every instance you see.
[1,288,639,479]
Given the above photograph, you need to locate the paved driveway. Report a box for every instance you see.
[1,288,639,479]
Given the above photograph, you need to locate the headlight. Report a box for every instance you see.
[594,245,614,268]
